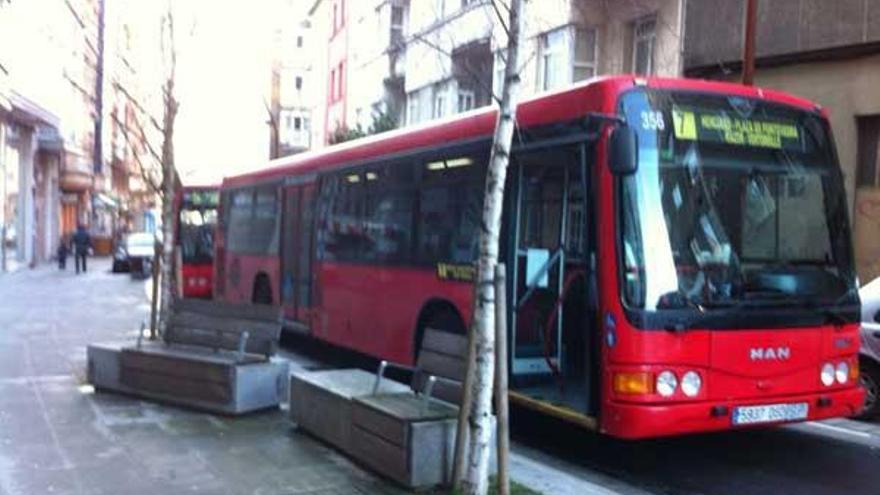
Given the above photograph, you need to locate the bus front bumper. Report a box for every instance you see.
[602,386,865,439]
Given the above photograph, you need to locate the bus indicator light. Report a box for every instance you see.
[614,372,653,395]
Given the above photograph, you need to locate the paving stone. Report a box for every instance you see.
[0,259,404,495]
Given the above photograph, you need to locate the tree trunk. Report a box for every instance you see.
[459,1,523,494]
[157,27,178,338]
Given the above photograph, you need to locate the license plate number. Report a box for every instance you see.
[732,403,809,425]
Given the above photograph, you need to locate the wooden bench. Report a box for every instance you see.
[88,299,289,414]
[349,329,475,488]
[289,369,410,455]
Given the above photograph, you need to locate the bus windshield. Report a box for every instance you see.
[179,190,218,264]
[618,89,856,313]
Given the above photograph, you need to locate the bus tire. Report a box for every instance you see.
[252,274,273,305]
[859,358,880,419]
[414,302,466,360]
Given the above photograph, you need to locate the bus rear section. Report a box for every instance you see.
[176,187,218,299]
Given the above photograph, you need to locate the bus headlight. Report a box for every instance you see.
[820,363,835,386]
[681,371,702,397]
[835,361,849,384]
[656,371,677,397]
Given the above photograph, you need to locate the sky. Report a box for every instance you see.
[173,1,277,186]
[0,0,279,187]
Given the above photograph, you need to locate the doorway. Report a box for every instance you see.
[508,143,597,415]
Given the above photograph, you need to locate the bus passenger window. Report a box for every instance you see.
[363,163,416,263]
[417,153,485,265]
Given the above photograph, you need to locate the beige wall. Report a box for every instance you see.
[742,54,880,281]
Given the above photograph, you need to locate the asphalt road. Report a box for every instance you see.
[278,315,880,495]
[508,402,880,495]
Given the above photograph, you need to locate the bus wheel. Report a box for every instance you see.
[415,305,466,359]
[859,358,880,419]
[252,275,273,305]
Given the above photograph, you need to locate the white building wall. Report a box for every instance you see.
[347,0,394,131]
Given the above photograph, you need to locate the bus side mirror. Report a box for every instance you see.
[609,126,638,175]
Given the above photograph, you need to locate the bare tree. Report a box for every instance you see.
[157,2,179,337]
[456,1,523,494]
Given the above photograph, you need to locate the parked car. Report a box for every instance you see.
[113,232,159,278]
[858,277,880,418]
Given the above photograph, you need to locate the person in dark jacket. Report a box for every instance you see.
[72,224,91,274]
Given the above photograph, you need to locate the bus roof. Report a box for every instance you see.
[222,75,820,189]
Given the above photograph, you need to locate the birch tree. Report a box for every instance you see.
[457,0,523,493]
[157,4,179,337]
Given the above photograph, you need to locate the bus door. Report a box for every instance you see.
[509,143,594,412]
[281,183,315,331]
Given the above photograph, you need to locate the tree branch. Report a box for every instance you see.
[108,110,162,196]
[112,81,164,133]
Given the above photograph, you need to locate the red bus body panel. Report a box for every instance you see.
[181,263,213,299]
[216,76,863,438]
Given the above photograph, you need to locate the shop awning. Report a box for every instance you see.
[94,193,119,209]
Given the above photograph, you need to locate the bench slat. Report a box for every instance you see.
[173,299,282,322]
[164,328,275,356]
[421,328,468,358]
[415,349,466,383]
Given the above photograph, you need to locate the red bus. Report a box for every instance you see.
[215,76,864,438]
[175,185,219,299]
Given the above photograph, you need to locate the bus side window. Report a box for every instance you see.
[228,189,254,253]
[253,186,280,254]
[363,161,416,264]
[416,153,486,265]
[318,171,365,261]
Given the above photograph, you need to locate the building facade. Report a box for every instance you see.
[0,0,157,269]
[271,0,316,157]
[302,0,683,145]
[405,0,684,126]
[683,0,880,282]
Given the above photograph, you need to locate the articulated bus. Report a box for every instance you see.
[175,185,219,299]
[215,76,864,438]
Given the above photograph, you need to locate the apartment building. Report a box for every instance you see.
[271,0,315,157]
[0,0,158,267]
[307,0,408,146]
[683,0,880,282]
[405,0,684,126]
[303,0,684,144]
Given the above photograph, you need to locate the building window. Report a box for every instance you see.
[540,28,567,91]
[857,116,880,188]
[407,93,420,125]
[294,117,302,131]
[337,62,344,99]
[573,27,597,81]
[391,5,404,45]
[340,0,345,27]
[433,0,446,19]
[330,69,337,101]
[458,90,475,113]
[632,16,656,76]
[297,35,303,48]
[433,88,447,119]
[295,76,303,90]
[333,4,338,33]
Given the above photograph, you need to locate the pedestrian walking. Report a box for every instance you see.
[72,224,91,274]
[56,236,69,270]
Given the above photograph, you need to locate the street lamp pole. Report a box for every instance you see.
[742,0,759,86]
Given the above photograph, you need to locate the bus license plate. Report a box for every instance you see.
[732,403,809,425]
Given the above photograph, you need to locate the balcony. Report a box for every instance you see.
[59,149,93,192]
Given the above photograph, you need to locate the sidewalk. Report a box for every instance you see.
[0,259,403,495]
